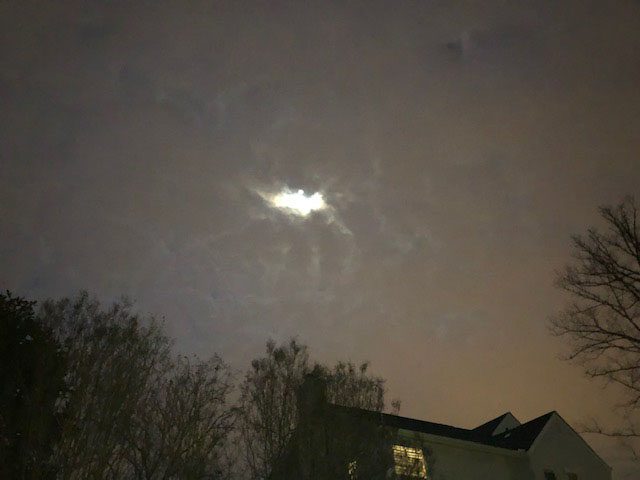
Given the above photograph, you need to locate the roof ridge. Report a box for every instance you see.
[511,411,554,429]
[471,412,512,432]
[331,404,472,432]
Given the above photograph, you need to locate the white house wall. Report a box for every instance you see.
[528,414,611,480]
[410,435,535,480]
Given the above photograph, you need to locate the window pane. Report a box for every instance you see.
[392,445,427,478]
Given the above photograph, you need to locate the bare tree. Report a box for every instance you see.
[323,361,397,413]
[123,354,235,480]
[238,339,310,480]
[40,292,172,478]
[551,196,640,452]
[40,292,235,479]
[237,339,400,480]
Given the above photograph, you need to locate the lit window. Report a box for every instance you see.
[392,445,427,478]
[348,460,357,479]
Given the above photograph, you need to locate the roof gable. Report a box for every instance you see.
[472,412,521,437]
[486,411,555,450]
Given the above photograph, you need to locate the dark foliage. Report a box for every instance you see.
[0,291,67,479]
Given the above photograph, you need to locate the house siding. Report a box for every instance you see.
[528,415,611,480]
[421,439,534,480]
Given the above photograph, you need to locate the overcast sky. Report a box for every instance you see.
[2,0,640,475]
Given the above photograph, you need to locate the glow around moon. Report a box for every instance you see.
[270,188,326,217]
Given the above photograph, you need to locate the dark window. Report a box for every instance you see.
[544,471,556,480]
[566,474,578,480]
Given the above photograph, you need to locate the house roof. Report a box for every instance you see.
[331,405,555,452]
[485,411,555,450]
[471,412,514,437]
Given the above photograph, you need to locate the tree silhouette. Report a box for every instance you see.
[0,291,66,479]
[237,339,406,480]
[552,196,640,456]
[40,292,235,479]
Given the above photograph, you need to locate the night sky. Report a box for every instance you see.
[2,1,640,475]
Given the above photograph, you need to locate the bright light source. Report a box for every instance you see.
[392,445,428,478]
[271,188,326,217]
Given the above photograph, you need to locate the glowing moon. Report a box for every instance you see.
[271,188,326,217]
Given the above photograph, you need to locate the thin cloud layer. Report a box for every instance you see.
[2,1,640,475]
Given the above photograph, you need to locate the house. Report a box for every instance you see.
[273,374,612,480]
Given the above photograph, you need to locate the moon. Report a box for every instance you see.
[270,188,327,217]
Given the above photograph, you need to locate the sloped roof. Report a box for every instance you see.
[331,405,554,452]
[471,412,515,438]
[485,411,555,450]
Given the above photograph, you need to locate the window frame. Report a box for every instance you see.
[391,444,428,478]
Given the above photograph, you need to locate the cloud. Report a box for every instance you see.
[2,1,640,471]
